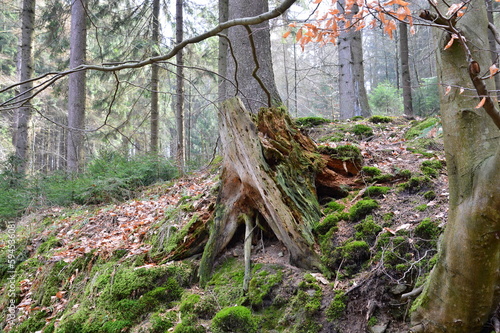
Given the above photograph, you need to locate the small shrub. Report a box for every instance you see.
[369,81,403,115]
[361,166,382,177]
[211,306,258,333]
[349,199,379,221]
[364,186,390,197]
[295,117,331,128]
[351,124,374,138]
[369,115,392,123]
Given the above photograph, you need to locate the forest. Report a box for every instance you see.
[0,0,499,332]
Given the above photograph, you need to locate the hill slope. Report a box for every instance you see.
[0,116,448,333]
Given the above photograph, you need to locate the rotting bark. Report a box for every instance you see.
[196,97,359,285]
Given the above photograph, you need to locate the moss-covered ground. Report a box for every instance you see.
[0,116,449,333]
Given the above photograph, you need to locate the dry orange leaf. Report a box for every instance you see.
[475,97,486,109]
[490,64,499,77]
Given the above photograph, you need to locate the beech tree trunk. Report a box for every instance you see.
[411,2,500,331]
[13,0,35,174]
[337,0,370,119]
[67,0,87,173]
[225,0,282,112]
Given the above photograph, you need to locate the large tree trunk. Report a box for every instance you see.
[411,2,500,331]
[197,97,360,284]
[67,0,87,173]
[218,0,228,103]
[337,0,370,119]
[225,0,282,112]
[150,0,160,154]
[13,0,35,174]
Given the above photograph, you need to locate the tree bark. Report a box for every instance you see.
[486,0,500,99]
[225,0,282,113]
[13,0,35,174]
[218,0,229,104]
[198,97,324,285]
[176,0,185,172]
[150,0,160,154]
[399,21,413,117]
[337,0,370,119]
[67,0,87,173]
[411,2,500,331]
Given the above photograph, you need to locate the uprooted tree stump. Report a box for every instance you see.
[166,97,361,284]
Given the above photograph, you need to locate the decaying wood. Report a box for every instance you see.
[197,97,359,284]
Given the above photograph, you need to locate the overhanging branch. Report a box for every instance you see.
[1,0,298,109]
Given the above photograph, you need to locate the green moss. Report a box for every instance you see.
[361,166,382,177]
[354,216,382,242]
[351,116,364,121]
[295,116,331,128]
[423,190,436,200]
[326,291,347,321]
[414,218,440,240]
[341,240,370,260]
[398,176,431,193]
[405,117,440,140]
[364,186,390,198]
[395,169,412,179]
[383,212,395,222]
[37,236,62,254]
[372,173,394,183]
[150,312,176,333]
[9,309,48,333]
[207,258,246,307]
[421,160,443,170]
[349,199,379,221]
[367,316,378,326]
[351,124,374,138]
[314,213,340,235]
[248,266,283,308]
[319,132,345,142]
[369,115,392,123]
[101,320,132,333]
[318,144,363,164]
[323,200,345,214]
[211,306,258,333]
[173,322,206,333]
[420,160,443,178]
[415,204,428,212]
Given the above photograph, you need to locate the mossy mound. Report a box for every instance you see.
[295,116,331,128]
[404,117,440,140]
[349,199,379,221]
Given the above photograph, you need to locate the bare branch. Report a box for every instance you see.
[244,25,272,107]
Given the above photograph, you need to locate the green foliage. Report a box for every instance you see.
[413,77,440,116]
[369,81,403,115]
[361,166,382,177]
[326,291,347,321]
[294,116,331,128]
[369,115,392,123]
[211,306,258,333]
[364,186,390,198]
[349,199,379,221]
[351,124,374,138]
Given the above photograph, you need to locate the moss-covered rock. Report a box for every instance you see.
[369,115,392,123]
[326,291,347,321]
[349,199,379,221]
[354,216,383,242]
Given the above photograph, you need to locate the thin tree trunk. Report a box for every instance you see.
[150,0,160,154]
[337,0,370,119]
[13,0,35,174]
[218,0,228,104]
[411,2,500,331]
[176,0,184,173]
[399,21,413,117]
[67,0,87,173]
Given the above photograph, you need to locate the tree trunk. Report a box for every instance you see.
[67,0,87,173]
[399,21,413,117]
[176,0,185,173]
[486,0,500,99]
[150,0,160,154]
[411,2,500,331]
[218,0,228,104]
[225,0,282,112]
[337,0,370,119]
[198,97,324,284]
[13,0,35,174]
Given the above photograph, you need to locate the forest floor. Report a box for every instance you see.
[0,115,448,333]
